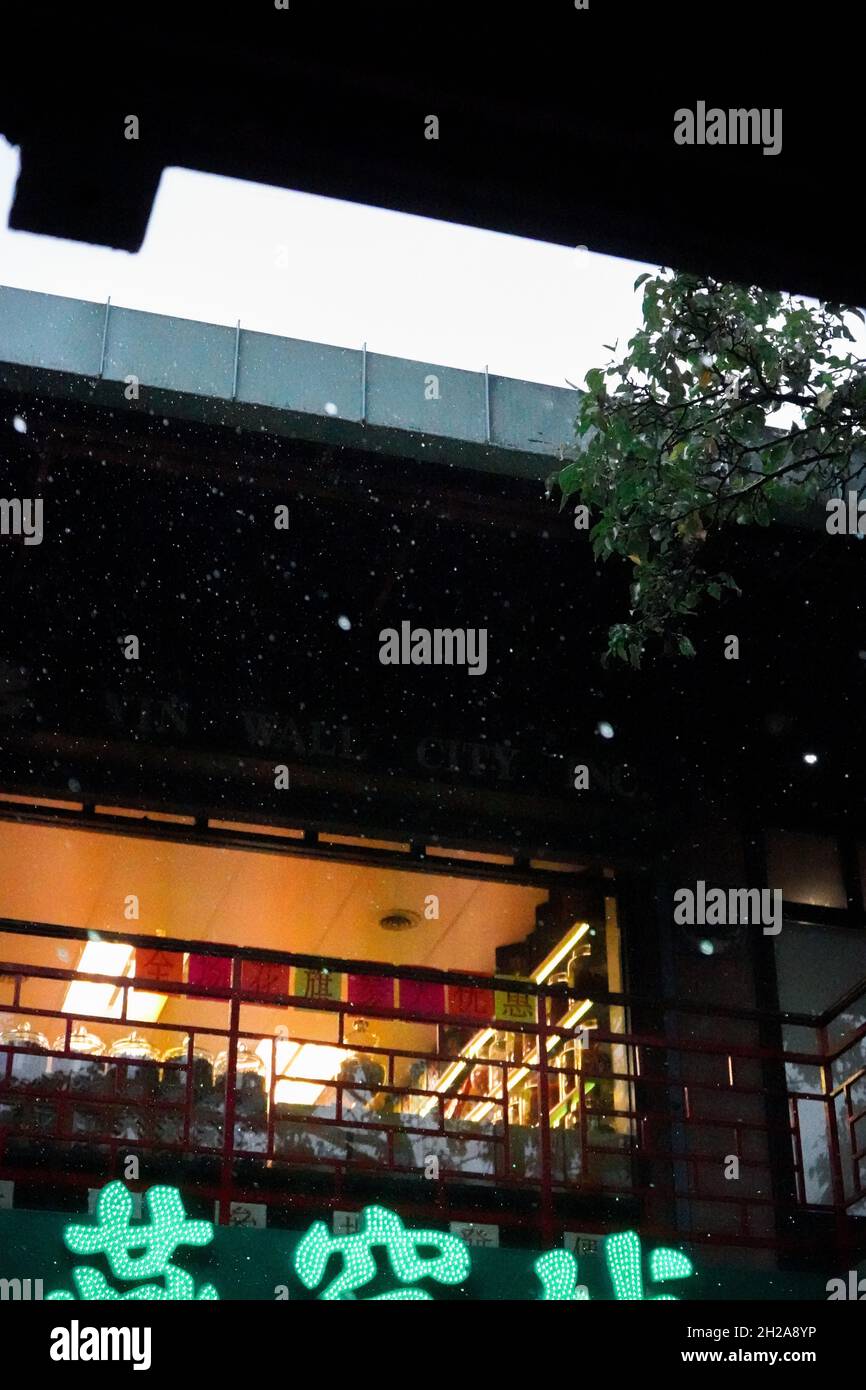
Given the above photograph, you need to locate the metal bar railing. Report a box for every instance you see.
[0,915,856,1253]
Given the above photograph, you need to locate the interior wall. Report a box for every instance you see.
[0,820,548,1059]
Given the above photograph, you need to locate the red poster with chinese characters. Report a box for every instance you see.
[187,954,232,991]
[446,985,495,1021]
[136,947,184,985]
[347,973,394,1010]
[398,979,446,1017]
[240,960,290,999]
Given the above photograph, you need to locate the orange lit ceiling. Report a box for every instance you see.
[0,820,545,974]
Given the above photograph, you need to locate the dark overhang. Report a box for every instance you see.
[0,17,857,304]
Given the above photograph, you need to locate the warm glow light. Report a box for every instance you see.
[465,1000,594,1124]
[422,924,592,1122]
[557,997,594,1031]
[532,921,590,985]
[418,1027,495,1118]
[61,941,168,1025]
[255,1035,301,1100]
[62,942,133,1019]
[272,1043,344,1107]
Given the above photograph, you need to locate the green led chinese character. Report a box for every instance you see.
[605,1230,693,1300]
[294,1205,471,1300]
[47,1180,219,1300]
[535,1230,693,1301]
[535,1249,590,1300]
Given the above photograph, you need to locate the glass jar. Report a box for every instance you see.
[109,1030,160,1099]
[566,945,592,992]
[0,1020,49,1084]
[486,1032,508,1105]
[53,1024,106,1056]
[339,1019,385,1114]
[213,1041,265,1082]
[162,1037,214,1099]
[214,1042,267,1120]
[50,1024,107,1093]
[110,1030,159,1061]
[1,1020,49,1051]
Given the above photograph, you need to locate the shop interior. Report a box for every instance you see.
[0,816,632,1184]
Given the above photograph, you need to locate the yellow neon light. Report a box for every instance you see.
[532,921,590,985]
[418,1027,495,1118]
[556,996,594,1032]
[464,999,595,1123]
[419,921,591,1121]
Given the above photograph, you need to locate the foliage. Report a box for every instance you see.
[557,270,866,664]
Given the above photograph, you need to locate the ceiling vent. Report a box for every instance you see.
[379,909,421,933]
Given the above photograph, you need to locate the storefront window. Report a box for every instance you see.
[0,819,629,1196]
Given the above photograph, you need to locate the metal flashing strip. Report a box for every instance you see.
[0,284,578,478]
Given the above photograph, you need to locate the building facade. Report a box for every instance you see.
[0,285,863,1300]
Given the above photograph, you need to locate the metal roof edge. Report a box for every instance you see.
[0,285,578,479]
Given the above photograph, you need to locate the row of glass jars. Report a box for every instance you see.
[0,1020,264,1080]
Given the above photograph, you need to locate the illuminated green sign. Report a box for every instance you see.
[42,1180,695,1301]
[47,1182,218,1301]
[294,1206,471,1300]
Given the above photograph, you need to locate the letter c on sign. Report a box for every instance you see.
[417,739,444,770]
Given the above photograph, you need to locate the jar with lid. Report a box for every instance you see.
[214,1041,267,1123]
[566,943,593,992]
[0,1020,50,1085]
[0,1020,52,1136]
[162,1037,214,1101]
[156,1038,214,1144]
[50,1025,108,1095]
[338,1019,386,1117]
[109,1030,161,1100]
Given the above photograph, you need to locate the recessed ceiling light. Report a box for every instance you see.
[379,909,421,932]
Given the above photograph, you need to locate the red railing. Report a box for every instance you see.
[0,917,857,1255]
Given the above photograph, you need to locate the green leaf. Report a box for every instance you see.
[558,461,582,496]
[567,268,863,664]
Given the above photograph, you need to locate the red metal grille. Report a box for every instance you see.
[0,916,854,1255]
